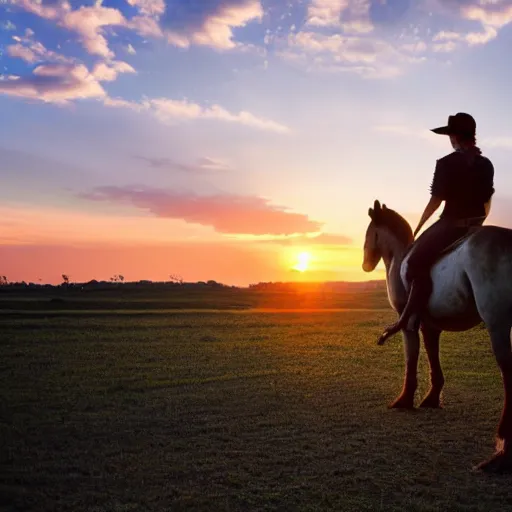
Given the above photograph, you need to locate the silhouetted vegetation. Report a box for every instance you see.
[0,279,388,312]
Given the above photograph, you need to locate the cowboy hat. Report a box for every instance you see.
[431,112,476,137]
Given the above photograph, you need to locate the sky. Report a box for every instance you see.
[1,0,512,285]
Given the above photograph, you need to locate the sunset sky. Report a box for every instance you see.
[1,0,512,285]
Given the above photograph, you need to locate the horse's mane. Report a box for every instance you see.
[373,203,414,246]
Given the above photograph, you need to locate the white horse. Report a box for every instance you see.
[362,200,512,472]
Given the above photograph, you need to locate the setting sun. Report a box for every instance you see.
[293,252,311,272]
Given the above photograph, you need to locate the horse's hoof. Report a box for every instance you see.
[377,334,387,345]
[377,330,394,345]
[377,323,402,345]
[419,393,442,409]
[474,450,512,473]
[388,395,415,409]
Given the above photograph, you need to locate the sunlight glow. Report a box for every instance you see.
[293,252,310,272]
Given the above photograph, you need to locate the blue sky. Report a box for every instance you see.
[1,0,512,284]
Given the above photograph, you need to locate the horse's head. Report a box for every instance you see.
[362,200,413,273]
[363,200,385,272]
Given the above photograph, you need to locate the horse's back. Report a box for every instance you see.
[464,225,512,324]
[401,225,512,330]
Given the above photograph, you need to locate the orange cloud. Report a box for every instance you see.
[80,186,323,235]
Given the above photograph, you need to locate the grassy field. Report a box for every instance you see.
[2,306,512,511]
[0,284,390,312]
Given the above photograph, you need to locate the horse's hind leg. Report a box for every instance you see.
[419,326,444,408]
[389,329,419,409]
[475,323,512,473]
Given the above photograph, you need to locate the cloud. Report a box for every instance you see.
[161,0,263,49]
[79,185,323,235]
[92,61,136,82]
[197,157,231,170]
[105,96,289,133]
[127,0,165,17]
[306,0,372,33]
[60,5,126,59]
[307,0,348,27]
[432,25,498,51]
[134,155,231,172]
[149,98,289,132]
[7,44,40,63]
[461,1,512,28]
[282,31,409,78]
[430,0,512,51]
[432,40,459,53]
[102,96,144,110]
[7,31,73,64]
[289,31,382,63]
[128,15,163,37]
[12,0,126,58]
[340,0,373,34]
[1,20,17,31]
[0,64,105,103]
[126,43,137,55]
[12,0,264,54]
[283,0,509,78]
[401,41,427,53]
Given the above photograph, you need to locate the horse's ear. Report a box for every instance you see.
[368,207,374,219]
[374,200,381,211]
[382,204,387,210]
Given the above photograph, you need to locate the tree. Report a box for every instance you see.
[169,274,184,284]
[0,276,8,286]
[62,274,69,285]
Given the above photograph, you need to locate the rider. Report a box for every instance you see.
[379,112,495,342]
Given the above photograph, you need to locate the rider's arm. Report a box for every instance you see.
[481,159,495,218]
[413,196,442,238]
[413,159,446,237]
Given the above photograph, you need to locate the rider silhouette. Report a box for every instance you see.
[379,113,495,342]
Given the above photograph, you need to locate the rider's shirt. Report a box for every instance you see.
[430,149,495,220]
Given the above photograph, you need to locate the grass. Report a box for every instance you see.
[1,308,511,511]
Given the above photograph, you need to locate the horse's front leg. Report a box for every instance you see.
[419,326,444,408]
[389,328,420,409]
[476,325,512,473]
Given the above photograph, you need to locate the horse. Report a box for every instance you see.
[362,199,512,473]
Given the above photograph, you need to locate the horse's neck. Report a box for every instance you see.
[381,230,410,309]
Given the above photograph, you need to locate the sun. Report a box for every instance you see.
[293,252,310,272]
